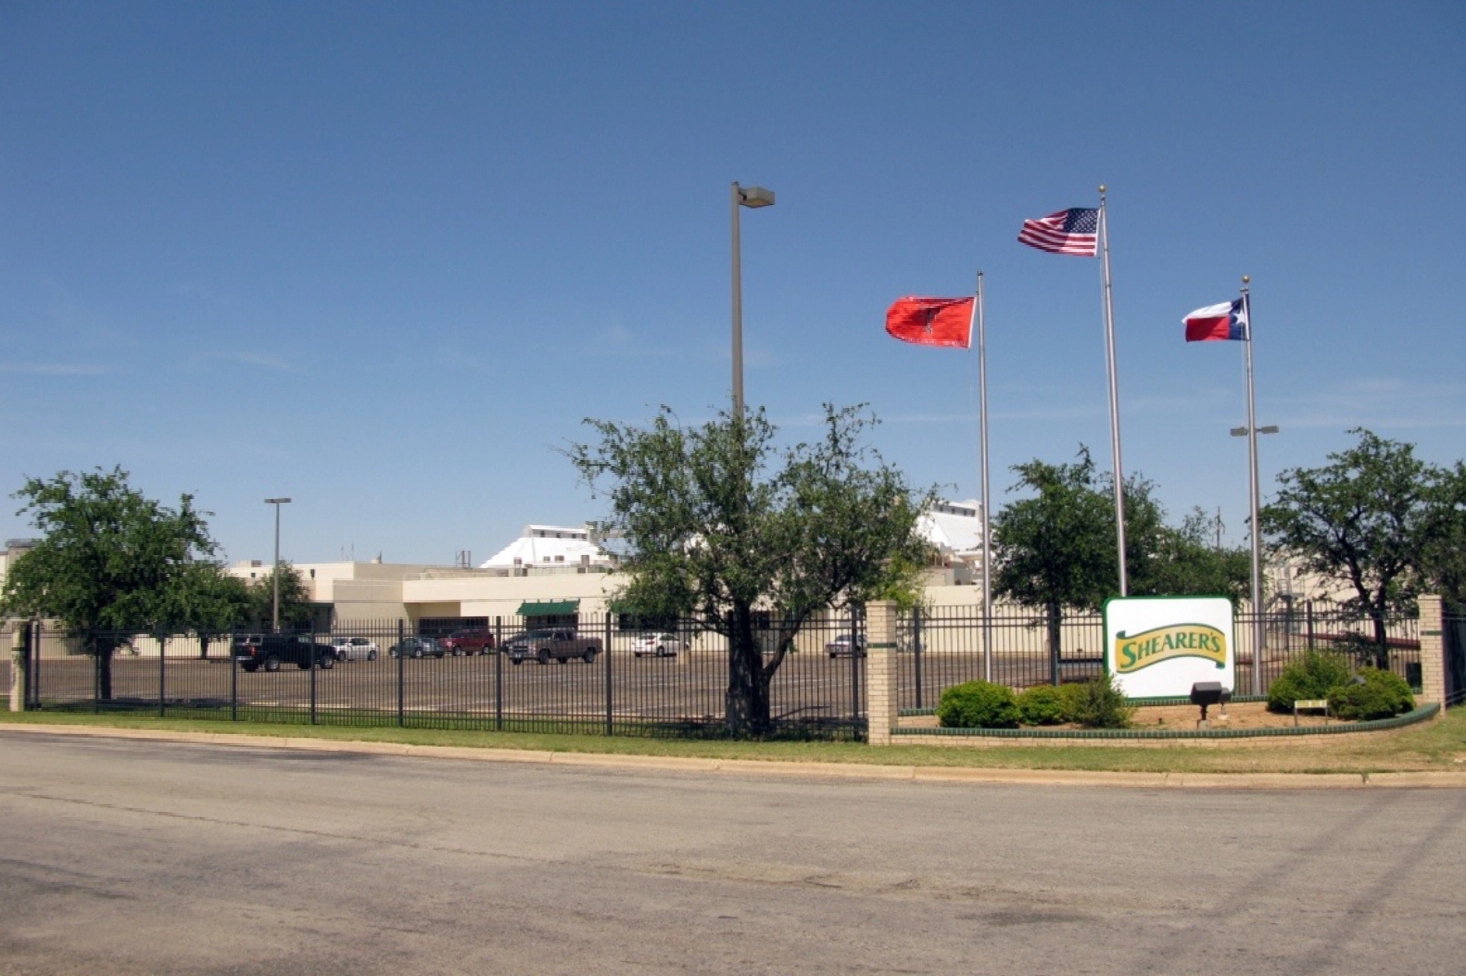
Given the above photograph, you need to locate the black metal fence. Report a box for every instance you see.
[7,601,1428,736]
[11,614,870,739]
[894,601,1422,711]
[1446,608,1466,707]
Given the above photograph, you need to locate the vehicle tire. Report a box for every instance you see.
[537,648,550,665]
[368,650,378,661]
[583,650,596,664]
[511,657,522,666]
[264,656,280,672]
[412,647,423,659]
[320,655,334,669]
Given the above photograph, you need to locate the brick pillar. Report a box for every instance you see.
[866,600,897,746]
[1418,594,1446,711]
[9,620,29,712]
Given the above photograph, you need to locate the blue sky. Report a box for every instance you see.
[2,1,1462,565]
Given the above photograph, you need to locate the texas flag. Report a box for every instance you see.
[885,296,975,349]
[1183,298,1249,342]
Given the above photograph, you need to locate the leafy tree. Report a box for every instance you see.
[1,467,219,697]
[990,449,1115,671]
[569,404,934,735]
[161,563,252,658]
[245,563,315,631]
[992,449,1251,678]
[1259,429,1434,665]
[1420,460,1466,608]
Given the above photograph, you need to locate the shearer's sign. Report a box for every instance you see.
[1103,597,1236,698]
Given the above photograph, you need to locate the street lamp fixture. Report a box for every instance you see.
[731,182,776,418]
[264,498,292,633]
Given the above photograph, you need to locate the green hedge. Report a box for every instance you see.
[1329,667,1415,721]
[937,681,1019,729]
[1266,650,1352,713]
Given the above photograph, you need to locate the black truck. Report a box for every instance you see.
[234,634,338,672]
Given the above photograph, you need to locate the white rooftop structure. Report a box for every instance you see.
[917,499,985,563]
[479,524,616,571]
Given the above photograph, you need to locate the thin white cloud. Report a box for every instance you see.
[0,363,113,376]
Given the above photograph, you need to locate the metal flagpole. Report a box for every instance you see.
[1098,186,1128,596]
[1242,275,1264,696]
[975,272,994,683]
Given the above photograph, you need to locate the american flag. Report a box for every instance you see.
[1017,207,1099,256]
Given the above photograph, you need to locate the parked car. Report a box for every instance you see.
[331,636,380,662]
[824,633,867,658]
[234,633,338,672]
[440,628,496,656]
[503,629,602,665]
[388,636,447,659]
[631,632,687,658]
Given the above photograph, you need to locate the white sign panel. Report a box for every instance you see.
[1103,596,1235,698]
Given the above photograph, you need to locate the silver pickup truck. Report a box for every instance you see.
[503,628,603,665]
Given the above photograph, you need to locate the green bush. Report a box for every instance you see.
[1056,682,1089,722]
[1265,649,1354,713]
[1016,685,1067,725]
[1065,674,1135,729]
[937,680,1019,729]
[1329,667,1415,721]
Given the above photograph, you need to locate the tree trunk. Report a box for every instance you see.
[1369,608,1390,670]
[725,602,770,735]
[97,642,114,702]
[1047,602,1062,687]
[199,632,210,660]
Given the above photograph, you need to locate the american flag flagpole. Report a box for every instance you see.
[1098,186,1128,597]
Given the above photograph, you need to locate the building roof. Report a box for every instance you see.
[479,524,614,570]
[917,499,985,560]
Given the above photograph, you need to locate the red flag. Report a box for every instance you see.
[885,296,974,349]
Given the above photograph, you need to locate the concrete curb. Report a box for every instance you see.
[4,721,1466,790]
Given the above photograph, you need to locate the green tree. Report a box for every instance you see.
[1420,461,1466,608]
[1258,429,1434,666]
[990,449,1116,674]
[245,563,315,631]
[993,449,1251,678]
[568,404,934,735]
[1,467,220,698]
[161,563,252,658]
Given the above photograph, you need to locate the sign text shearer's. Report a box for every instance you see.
[1113,623,1227,673]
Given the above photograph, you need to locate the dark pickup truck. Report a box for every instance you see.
[503,629,603,665]
[234,634,338,672]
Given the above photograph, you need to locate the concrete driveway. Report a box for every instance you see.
[2,731,1463,975]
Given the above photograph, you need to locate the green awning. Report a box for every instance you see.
[517,599,580,617]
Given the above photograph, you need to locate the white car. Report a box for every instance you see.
[331,636,380,661]
[631,632,687,658]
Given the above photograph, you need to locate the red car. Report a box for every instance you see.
[440,628,496,656]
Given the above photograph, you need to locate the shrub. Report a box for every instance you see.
[937,680,1019,729]
[1056,682,1090,722]
[1016,685,1067,725]
[1329,667,1415,721]
[1066,674,1134,729]
[1266,650,1353,713]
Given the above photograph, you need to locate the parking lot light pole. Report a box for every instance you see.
[264,498,291,633]
[731,182,775,418]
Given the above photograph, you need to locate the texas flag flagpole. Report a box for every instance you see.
[1183,277,1274,696]
[885,282,993,681]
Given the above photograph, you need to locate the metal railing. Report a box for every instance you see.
[894,601,1422,711]
[10,614,868,740]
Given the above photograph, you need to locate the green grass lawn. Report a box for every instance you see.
[3,706,1464,776]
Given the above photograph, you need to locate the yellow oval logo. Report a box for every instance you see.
[1114,624,1227,673]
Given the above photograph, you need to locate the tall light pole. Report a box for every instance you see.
[264,498,291,632]
[731,181,775,418]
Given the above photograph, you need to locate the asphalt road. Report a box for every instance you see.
[2,732,1464,975]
